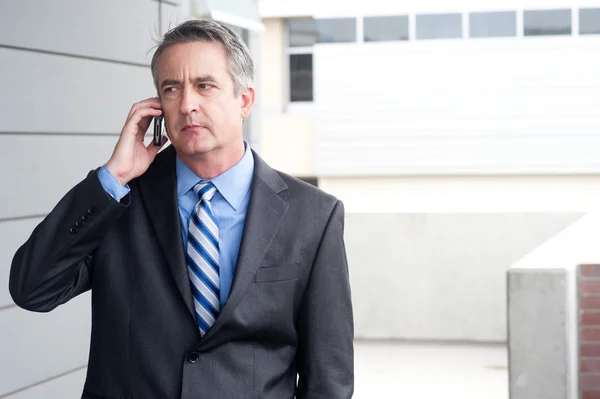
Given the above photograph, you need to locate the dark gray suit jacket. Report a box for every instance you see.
[9,146,354,399]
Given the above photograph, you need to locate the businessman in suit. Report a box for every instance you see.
[9,20,353,399]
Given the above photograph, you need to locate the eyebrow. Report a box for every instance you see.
[160,75,219,89]
[194,75,218,85]
[160,79,181,89]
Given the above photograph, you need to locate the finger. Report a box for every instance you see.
[127,97,162,120]
[127,99,162,121]
[136,109,163,137]
[123,108,162,136]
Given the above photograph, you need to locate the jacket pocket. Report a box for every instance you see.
[255,264,299,283]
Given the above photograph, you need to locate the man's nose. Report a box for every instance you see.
[179,86,200,115]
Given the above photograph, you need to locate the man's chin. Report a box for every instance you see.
[172,142,216,157]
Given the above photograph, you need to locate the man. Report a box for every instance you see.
[9,20,353,398]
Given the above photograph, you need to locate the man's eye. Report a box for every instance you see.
[198,84,213,90]
[164,87,176,93]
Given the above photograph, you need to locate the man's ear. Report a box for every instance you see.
[240,87,255,119]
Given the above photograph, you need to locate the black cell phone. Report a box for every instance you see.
[153,116,163,146]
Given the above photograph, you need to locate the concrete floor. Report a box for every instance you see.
[354,341,509,399]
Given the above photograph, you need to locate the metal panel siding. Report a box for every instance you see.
[0,48,154,134]
[3,368,87,399]
[0,295,91,396]
[0,135,121,219]
[0,0,158,65]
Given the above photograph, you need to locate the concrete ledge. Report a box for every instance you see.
[508,269,568,399]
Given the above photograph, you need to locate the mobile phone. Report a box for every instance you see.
[153,116,163,146]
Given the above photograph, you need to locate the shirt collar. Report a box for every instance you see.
[176,140,254,211]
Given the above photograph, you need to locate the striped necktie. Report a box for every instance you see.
[186,181,220,335]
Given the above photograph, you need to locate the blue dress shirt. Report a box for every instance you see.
[97,142,255,307]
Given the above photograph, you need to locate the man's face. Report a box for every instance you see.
[156,41,253,159]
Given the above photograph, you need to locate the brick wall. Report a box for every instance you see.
[579,264,600,398]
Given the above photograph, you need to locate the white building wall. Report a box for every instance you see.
[322,176,600,340]
[259,18,316,176]
[0,1,187,396]
[258,1,600,341]
[315,38,600,176]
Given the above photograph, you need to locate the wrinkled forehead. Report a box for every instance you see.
[157,41,230,85]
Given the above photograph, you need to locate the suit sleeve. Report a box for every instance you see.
[296,200,354,399]
[9,170,130,312]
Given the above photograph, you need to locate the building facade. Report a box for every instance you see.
[256,0,600,343]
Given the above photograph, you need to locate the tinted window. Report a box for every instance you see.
[580,8,600,35]
[290,54,313,102]
[316,18,357,43]
[416,13,462,40]
[524,9,572,36]
[288,19,317,47]
[469,11,516,38]
[364,15,409,42]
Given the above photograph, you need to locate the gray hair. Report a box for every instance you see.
[150,20,254,96]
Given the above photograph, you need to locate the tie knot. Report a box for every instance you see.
[193,181,217,202]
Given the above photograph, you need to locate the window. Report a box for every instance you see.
[524,9,572,36]
[316,18,357,43]
[469,11,516,38]
[286,19,315,103]
[289,54,313,102]
[364,15,409,42]
[416,13,462,40]
[580,8,600,35]
[285,18,355,103]
[288,19,317,47]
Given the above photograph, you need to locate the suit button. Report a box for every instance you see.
[69,227,79,234]
[188,352,200,364]
[81,214,91,222]
[87,207,97,216]
[75,220,84,227]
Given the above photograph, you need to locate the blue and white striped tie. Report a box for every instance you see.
[186,182,220,336]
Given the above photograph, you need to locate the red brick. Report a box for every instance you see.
[582,359,600,373]
[581,265,600,277]
[581,344,600,357]
[583,390,600,399]
[582,328,600,341]
[582,312,600,326]
[582,297,600,310]
[582,281,600,295]
[581,373,600,389]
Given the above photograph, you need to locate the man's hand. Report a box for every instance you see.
[106,97,169,186]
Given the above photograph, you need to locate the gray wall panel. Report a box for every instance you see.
[0,294,90,396]
[345,213,581,341]
[0,48,154,134]
[0,218,44,308]
[0,135,119,219]
[4,368,86,399]
[0,0,158,65]
[161,2,186,34]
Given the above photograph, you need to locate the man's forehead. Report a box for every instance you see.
[161,41,227,64]
[157,41,228,77]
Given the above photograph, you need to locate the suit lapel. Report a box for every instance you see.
[201,151,289,343]
[138,145,195,318]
